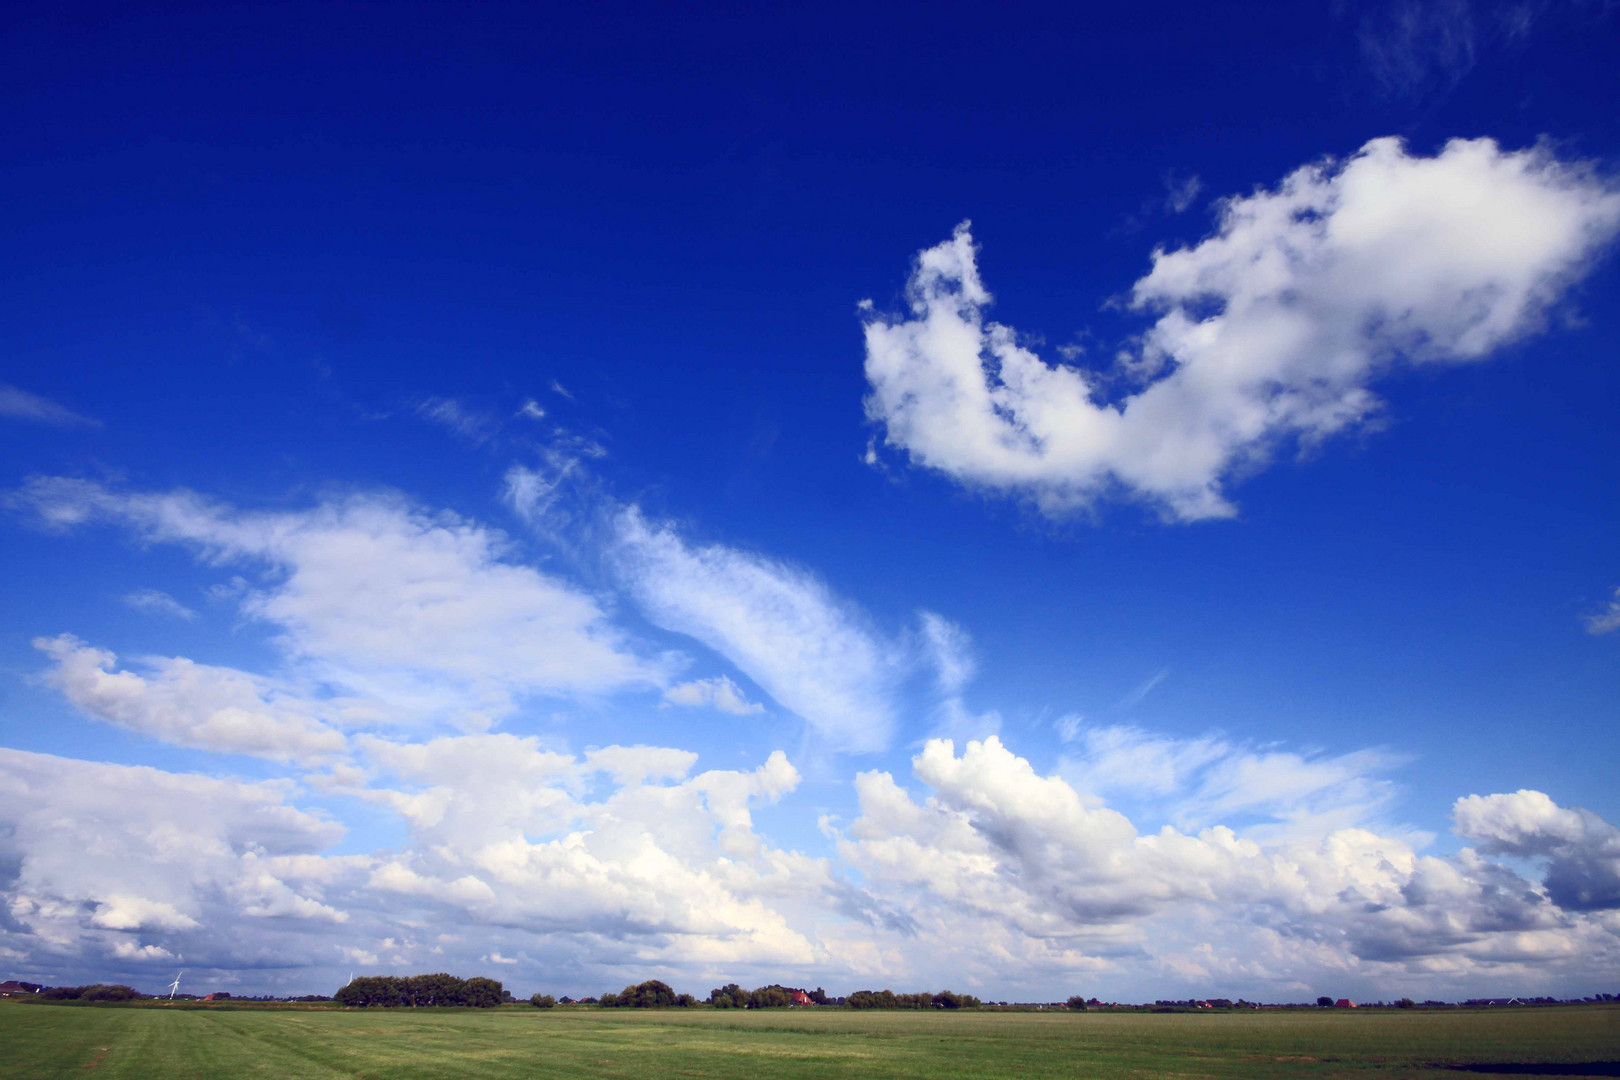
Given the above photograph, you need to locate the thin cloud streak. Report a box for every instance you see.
[0,385,101,428]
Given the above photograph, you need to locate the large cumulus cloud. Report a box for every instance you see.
[863,137,1620,519]
[834,737,1620,995]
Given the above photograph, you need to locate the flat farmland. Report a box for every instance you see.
[2,1002,1617,1079]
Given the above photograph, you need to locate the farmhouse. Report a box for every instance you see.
[1335,999,1357,1009]
[790,990,813,1006]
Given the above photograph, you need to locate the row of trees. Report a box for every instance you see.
[36,984,142,1002]
[333,974,505,1008]
[599,980,699,1008]
[708,983,828,1009]
[846,989,981,1010]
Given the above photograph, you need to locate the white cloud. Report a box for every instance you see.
[1455,790,1620,911]
[1582,586,1620,635]
[918,611,975,695]
[0,749,350,973]
[584,744,700,786]
[12,479,663,728]
[1117,668,1169,709]
[110,940,176,961]
[663,675,765,715]
[91,895,200,932]
[0,730,1614,998]
[415,397,500,445]
[36,634,348,765]
[344,734,847,969]
[0,384,100,428]
[122,588,198,621]
[502,434,608,541]
[1059,722,1404,838]
[836,736,1620,994]
[1358,0,1480,100]
[518,399,546,421]
[863,139,1620,520]
[608,506,906,753]
[1163,172,1202,214]
[1059,724,1229,798]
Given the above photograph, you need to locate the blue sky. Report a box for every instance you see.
[1,1,1618,1001]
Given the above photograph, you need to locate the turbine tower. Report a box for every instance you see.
[167,971,184,1001]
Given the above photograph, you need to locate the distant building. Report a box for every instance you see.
[1334,999,1356,1009]
[0,981,37,996]
[790,990,813,1006]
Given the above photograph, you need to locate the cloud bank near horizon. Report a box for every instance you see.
[6,447,1617,997]
[0,733,1615,1000]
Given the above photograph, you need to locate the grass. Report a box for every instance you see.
[1,1000,1616,1079]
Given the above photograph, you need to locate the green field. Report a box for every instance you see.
[2,1001,1616,1079]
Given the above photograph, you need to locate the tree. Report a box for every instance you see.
[336,976,404,1008]
[463,977,505,1008]
[335,974,501,1008]
[934,991,980,1009]
[752,986,792,1009]
[531,994,556,1008]
[1317,996,1334,1008]
[598,992,620,1007]
[1066,995,1087,1011]
[709,983,749,1009]
[612,980,678,1008]
[403,973,465,1007]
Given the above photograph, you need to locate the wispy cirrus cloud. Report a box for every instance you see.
[1057,721,1406,838]
[122,588,198,621]
[607,506,908,753]
[1582,586,1620,635]
[415,396,502,446]
[0,384,101,428]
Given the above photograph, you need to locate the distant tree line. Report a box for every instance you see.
[333,974,505,1008]
[598,980,698,1008]
[845,989,981,1010]
[708,983,828,1009]
[36,984,142,1002]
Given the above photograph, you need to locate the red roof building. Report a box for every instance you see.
[1334,999,1357,1009]
[790,990,813,1006]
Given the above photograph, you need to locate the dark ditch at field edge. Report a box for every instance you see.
[1442,1064,1620,1077]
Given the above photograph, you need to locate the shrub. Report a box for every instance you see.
[530,994,556,1008]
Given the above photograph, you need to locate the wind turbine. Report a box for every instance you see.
[167,971,185,1001]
